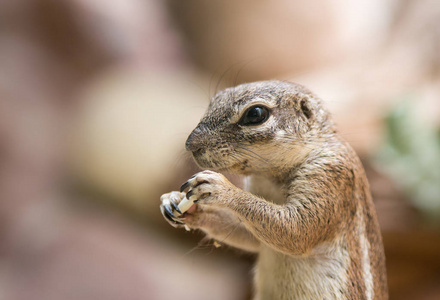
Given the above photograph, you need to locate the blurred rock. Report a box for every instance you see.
[286,0,440,156]
[71,69,209,220]
[168,0,394,83]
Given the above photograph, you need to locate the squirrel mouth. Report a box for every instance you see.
[191,151,213,169]
[190,147,249,173]
[191,151,233,171]
[193,157,224,170]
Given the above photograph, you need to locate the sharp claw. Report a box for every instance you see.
[170,201,182,214]
[161,205,184,224]
[186,189,194,199]
[180,181,190,192]
[160,204,185,228]
[163,204,179,219]
[163,210,185,225]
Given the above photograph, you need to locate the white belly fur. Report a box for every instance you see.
[246,175,350,300]
[255,243,350,300]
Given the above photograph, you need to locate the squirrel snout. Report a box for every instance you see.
[185,127,204,152]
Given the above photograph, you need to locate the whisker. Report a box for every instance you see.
[182,237,213,257]
[219,219,243,245]
[214,63,238,95]
[232,58,259,87]
[235,145,272,166]
[230,152,245,164]
[278,136,343,147]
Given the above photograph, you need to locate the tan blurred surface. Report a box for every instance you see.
[1,0,440,299]
[70,69,208,216]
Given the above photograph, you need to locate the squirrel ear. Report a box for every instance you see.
[300,100,313,120]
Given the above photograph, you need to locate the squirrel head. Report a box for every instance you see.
[185,80,336,175]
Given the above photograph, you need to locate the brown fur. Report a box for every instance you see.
[160,81,388,299]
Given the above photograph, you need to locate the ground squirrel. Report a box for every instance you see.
[160,80,388,299]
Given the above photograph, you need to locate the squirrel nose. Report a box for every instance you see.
[185,127,204,152]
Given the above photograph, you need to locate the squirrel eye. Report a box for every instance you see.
[239,105,269,126]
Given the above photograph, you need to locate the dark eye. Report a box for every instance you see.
[239,105,270,126]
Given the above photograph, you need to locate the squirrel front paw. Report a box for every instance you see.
[160,171,236,229]
[160,191,187,228]
[180,170,235,207]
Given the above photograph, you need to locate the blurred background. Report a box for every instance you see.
[1,0,440,299]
